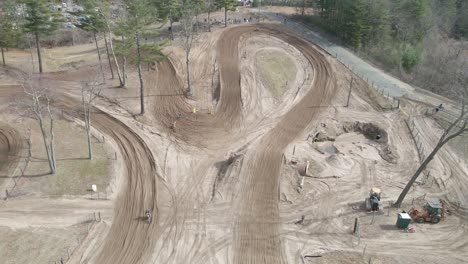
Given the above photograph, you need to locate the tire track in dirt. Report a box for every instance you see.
[232,25,337,263]
[147,26,257,147]
[0,124,22,176]
[1,68,162,263]
[147,24,337,263]
[42,93,160,264]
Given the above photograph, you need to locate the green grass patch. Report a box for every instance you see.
[24,119,112,197]
[256,49,297,98]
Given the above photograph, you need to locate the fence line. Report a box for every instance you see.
[52,212,102,264]
[4,137,31,200]
[405,116,431,185]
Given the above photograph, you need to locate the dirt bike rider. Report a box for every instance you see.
[145,209,151,222]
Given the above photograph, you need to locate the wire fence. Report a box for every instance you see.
[51,211,102,264]
[3,136,31,200]
[405,116,432,186]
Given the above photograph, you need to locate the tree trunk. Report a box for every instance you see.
[123,56,127,87]
[35,32,43,73]
[195,11,199,33]
[104,36,114,79]
[170,14,174,40]
[136,33,144,115]
[86,113,92,160]
[50,117,56,173]
[225,7,228,27]
[106,31,124,87]
[38,118,54,174]
[1,47,5,66]
[94,32,105,83]
[394,142,443,208]
[82,95,93,160]
[186,50,191,95]
[208,9,211,32]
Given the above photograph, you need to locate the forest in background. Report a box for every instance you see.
[276,0,468,99]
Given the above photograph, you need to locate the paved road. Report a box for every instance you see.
[261,11,415,98]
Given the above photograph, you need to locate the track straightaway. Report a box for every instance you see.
[49,95,160,264]
[232,25,337,264]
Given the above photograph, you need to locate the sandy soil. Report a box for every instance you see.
[0,10,467,264]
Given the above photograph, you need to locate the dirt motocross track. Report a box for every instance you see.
[2,21,468,264]
[87,24,336,263]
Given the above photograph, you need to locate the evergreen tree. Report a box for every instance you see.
[0,0,20,66]
[21,0,64,73]
[71,1,107,82]
[215,0,237,27]
[154,0,180,40]
[123,0,163,115]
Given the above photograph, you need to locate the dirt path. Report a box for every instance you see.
[47,94,160,264]
[144,24,337,263]
[0,125,22,175]
[230,25,337,263]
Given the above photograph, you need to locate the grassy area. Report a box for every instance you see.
[24,118,112,197]
[0,225,86,264]
[256,49,297,98]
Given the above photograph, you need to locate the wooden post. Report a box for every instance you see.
[362,244,367,256]
[94,212,97,221]
[353,217,358,233]
[292,145,296,155]
[397,99,400,109]
[98,211,102,222]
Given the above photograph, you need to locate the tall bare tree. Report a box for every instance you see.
[394,89,468,208]
[180,2,196,96]
[81,73,102,160]
[21,76,56,174]
[96,6,125,87]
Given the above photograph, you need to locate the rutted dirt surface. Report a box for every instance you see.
[0,125,22,179]
[1,17,468,264]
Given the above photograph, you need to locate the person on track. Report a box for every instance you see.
[145,209,152,223]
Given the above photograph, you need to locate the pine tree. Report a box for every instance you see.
[71,1,107,82]
[0,0,20,66]
[215,0,237,27]
[21,0,64,73]
[123,0,164,115]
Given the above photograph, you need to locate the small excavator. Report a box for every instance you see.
[365,187,381,211]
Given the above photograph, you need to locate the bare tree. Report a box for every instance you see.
[104,35,115,79]
[97,9,125,87]
[81,73,102,160]
[394,91,468,208]
[206,0,215,32]
[21,76,56,174]
[180,4,196,96]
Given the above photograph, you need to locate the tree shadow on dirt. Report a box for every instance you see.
[134,216,150,223]
[0,171,50,178]
[379,224,400,231]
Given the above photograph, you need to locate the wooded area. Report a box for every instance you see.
[291,0,468,99]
